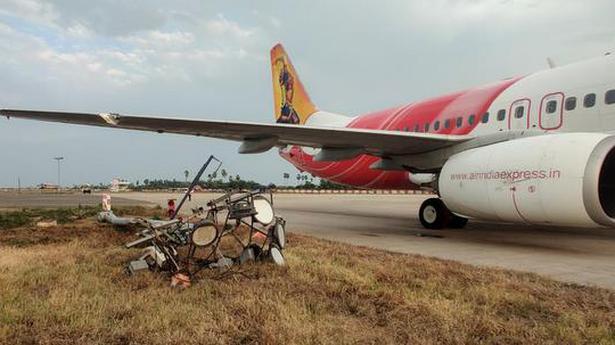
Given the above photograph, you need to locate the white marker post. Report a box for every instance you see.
[102,194,112,212]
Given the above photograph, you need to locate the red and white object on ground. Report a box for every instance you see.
[102,194,111,212]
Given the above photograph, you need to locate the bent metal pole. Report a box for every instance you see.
[172,155,221,219]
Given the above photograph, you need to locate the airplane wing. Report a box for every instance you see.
[1,109,471,156]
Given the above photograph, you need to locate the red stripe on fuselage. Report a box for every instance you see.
[280,77,523,189]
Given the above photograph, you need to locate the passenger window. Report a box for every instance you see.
[456,117,462,128]
[514,106,524,119]
[546,100,557,114]
[584,93,596,108]
[434,121,440,131]
[468,114,475,125]
[565,97,576,111]
[481,112,489,123]
[424,123,430,132]
[444,119,450,129]
[606,90,615,105]
[497,109,506,121]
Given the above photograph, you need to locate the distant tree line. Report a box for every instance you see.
[133,177,263,191]
[129,171,350,191]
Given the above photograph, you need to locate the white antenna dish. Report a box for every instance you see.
[269,246,285,266]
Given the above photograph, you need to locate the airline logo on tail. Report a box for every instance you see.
[271,44,317,124]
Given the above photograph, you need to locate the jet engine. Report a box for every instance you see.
[438,133,615,228]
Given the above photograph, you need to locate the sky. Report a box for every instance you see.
[0,0,614,187]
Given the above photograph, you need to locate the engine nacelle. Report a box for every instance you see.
[438,133,615,228]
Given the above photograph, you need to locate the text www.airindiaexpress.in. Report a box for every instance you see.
[450,169,562,181]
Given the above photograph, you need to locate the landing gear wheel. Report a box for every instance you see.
[449,214,468,229]
[419,198,451,229]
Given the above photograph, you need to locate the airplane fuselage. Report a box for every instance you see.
[280,55,615,189]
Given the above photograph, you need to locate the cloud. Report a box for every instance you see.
[120,30,195,49]
[65,22,93,38]
[55,0,166,36]
[206,14,254,39]
[0,0,167,37]
[0,3,269,90]
[0,0,58,26]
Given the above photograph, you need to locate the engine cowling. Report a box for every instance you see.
[438,133,615,228]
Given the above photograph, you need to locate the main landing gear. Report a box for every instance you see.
[419,198,468,229]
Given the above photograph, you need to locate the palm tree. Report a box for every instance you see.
[221,169,228,180]
[184,170,189,183]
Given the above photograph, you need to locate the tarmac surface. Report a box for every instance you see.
[2,191,615,289]
[0,191,153,209]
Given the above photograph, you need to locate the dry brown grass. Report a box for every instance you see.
[0,210,614,345]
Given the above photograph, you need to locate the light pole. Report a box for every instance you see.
[53,156,64,189]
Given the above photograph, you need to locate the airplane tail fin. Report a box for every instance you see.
[271,43,318,124]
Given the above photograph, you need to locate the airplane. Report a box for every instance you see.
[3,43,615,230]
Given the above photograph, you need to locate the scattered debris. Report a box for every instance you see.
[126,259,149,275]
[36,220,57,228]
[97,211,139,226]
[170,273,191,288]
[116,189,287,285]
[99,156,288,287]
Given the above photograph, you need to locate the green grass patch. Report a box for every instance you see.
[0,205,163,230]
[0,206,101,230]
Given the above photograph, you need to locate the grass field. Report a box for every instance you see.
[0,208,614,345]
